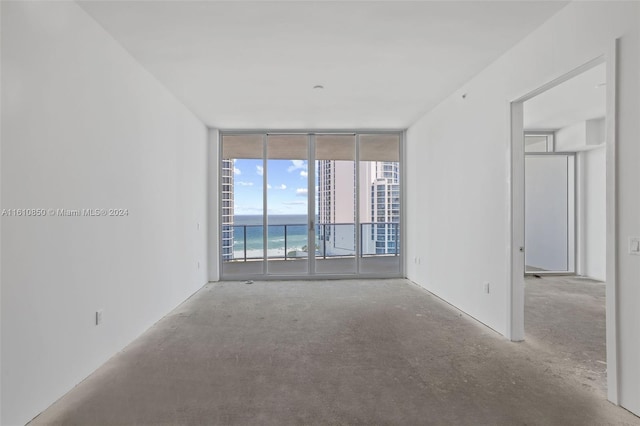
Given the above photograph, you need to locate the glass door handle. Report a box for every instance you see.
[309,220,314,232]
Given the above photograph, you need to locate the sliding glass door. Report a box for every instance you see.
[220,132,402,279]
[221,134,265,278]
[266,135,310,275]
[358,134,401,274]
[314,135,357,274]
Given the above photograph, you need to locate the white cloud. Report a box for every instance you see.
[256,165,263,176]
[234,206,263,215]
[267,183,286,190]
[234,167,241,175]
[282,201,306,205]
[287,160,307,173]
[267,183,272,189]
[236,181,253,186]
[296,188,308,196]
[300,170,308,178]
[278,184,287,190]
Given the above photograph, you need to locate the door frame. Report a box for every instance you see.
[508,41,619,403]
[217,129,405,281]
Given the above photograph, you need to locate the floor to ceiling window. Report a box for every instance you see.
[220,132,402,279]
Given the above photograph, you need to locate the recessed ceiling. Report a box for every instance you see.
[79,1,568,129]
[524,63,606,131]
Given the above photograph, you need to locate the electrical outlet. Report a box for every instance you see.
[96,310,103,326]
[483,282,490,294]
[629,237,640,255]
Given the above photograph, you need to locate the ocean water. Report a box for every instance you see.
[233,215,309,258]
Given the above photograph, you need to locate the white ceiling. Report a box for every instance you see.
[79,1,568,130]
[524,63,607,131]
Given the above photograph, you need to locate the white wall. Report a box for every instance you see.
[616,7,640,411]
[586,117,606,147]
[556,117,605,151]
[579,147,606,281]
[406,1,639,415]
[556,121,588,151]
[1,2,208,425]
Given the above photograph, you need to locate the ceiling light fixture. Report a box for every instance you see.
[595,82,606,89]
[313,85,324,90]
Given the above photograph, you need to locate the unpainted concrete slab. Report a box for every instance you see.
[525,275,607,396]
[30,279,640,425]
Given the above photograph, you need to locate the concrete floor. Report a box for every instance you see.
[525,274,608,396]
[31,279,639,425]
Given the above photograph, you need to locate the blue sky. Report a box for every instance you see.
[233,159,309,215]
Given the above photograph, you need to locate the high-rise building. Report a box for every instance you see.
[316,160,357,256]
[317,160,399,256]
[369,162,400,254]
[221,159,234,260]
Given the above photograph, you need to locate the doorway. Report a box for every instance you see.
[219,132,403,279]
[508,50,618,403]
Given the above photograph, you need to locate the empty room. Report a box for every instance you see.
[2,1,639,425]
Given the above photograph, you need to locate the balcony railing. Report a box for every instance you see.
[225,222,400,262]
